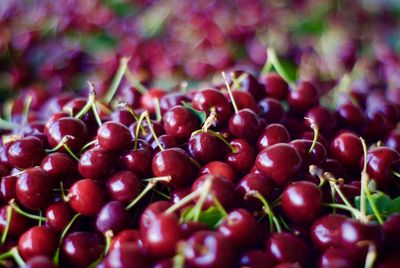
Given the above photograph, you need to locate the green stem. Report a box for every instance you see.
[331,183,356,211]
[9,200,47,222]
[151,188,171,200]
[211,194,228,218]
[79,139,98,154]
[134,112,147,150]
[304,117,319,153]
[392,170,400,178]
[364,242,377,268]
[124,68,147,95]
[360,137,369,223]
[64,144,79,161]
[260,56,272,77]
[104,57,130,104]
[22,95,32,126]
[193,178,213,221]
[154,98,162,122]
[54,213,81,266]
[1,206,12,245]
[364,186,384,224]
[144,114,163,151]
[323,203,361,218]
[91,101,103,127]
[0,118,18,130]
[165,189,202,215]
[0,247,25,267]
[221,72,239,113]
[267,48,296,88]
[207,130,237,153]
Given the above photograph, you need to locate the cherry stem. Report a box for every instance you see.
[118,102,139,121]
[392,170,400,178]
[3,101,12,122]
[180,81,188,93]
[260,55,273,77]
[87,81,103,127]
[304,117,319,153]
[245,190,281,233]
[9,199,47,222]
[0,247,25,267]
[201,110,217,133]
[197,129,237,153]
[173,242,186,268]
[154,98,162,122]
[134,111,148,150]
[1,206,12,245]
[45,135,79,161]
[22,95,32,126]
[323,203,361,218]
[361,241,377,268]
[230,72,248,91]
[54,213,81,266]
[359,137,370,224]
[144,113,164,151]
[104,57,130,104]
[189,156,202,169]
[79,139,98,154]
[151,188,171,200]
[267,48,296,89]
[104,230,113,256]
[124,68,147,95]
[221,71,239,113]
[211,194,228,218]
[165,188,202,215]
[0,118,18,130]
[126,176,171,210]
[193,176,213,221]
[74,88,96,119]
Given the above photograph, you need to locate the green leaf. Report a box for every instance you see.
[355,192,400,220]
[180,206,225,229]
[181,102,207,124]
[267,49,297,87]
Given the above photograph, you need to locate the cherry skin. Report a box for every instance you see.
[46,117,88,153]
[310,214,347,250]
[24,255,56,268]
[106,170,141,205]
[228,108,261,142]
[152,148,194,188]
[143,213,183,258]
[183,231,235,268]
[96,201,130,234]
[163,105,200,142]
[289,139,327,168]
[181,221,209,239]
[109,109,136,127]
[119,139,153,178]
[0,205,31,238]
[68,179,107,216]
[383,213,400,249]
[159,92,189,114]
[45,201,73,233]
[255,143,302,187]
[319,248,354,268]
[103,242,150,268]
[287,81,319,113]
[265,232,310,265]
[235,173,274,210]
[240,249,276,268]
[188,132,227,165]
[199,161,235,182]
[225,139,256,175]
[281,181,322,224]
[130,119,165,143]
[263,72,289,100]
[385,128,400,153]
[330,132,363,168]
[97,121,132,152]
[110,229,144,250]
[41,152,76,178]
[257,123,290,151]
[60,232,105,268]
[231,90,258,112]
[18,226,58,261]
[117,87,142,108]
[140,87,166,114]
[305,106,336,137]
[192,88,232,125]
[228,70,265,100]
[150,134,177,152]
[78,147,113,180]
[0,175,17,201]
[16,167,54,210]
[139,201,172,232]
[217,208,258,249]
[336,103,365,130]
[7,136,44,169]
[258,97,285,123]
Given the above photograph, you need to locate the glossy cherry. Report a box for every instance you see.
[140,87,166,114]
[163,105,200,142]
[41,152,76,179]
[287,81,318,113]
[0,175,17,201]
[199,161,235,182]
[263,72,289,100]
[235,173,274,210]
[104,242,149,268]
[96,201,130,234]
[139,201,172,231]
[45,201,73,233]
[228,108,261,141]
[68,179,106,216]
[330,132,363,168]
[0,205,31,238]
[188,132,227,164]
[119,139,153,178]
[110,229,144,250]
[383,213,400,249]
[319,248,354,268]
[106,170,141,205]
[225,139,256,175]
[7,136,44,169]
[78,147,113,180]
[289,139,327,168]
[18,226,58,261]
[257,124,290,151]
[24,255,56,268]
[258,97,285,123]
[310,214,347,250]
[240,249,276,268]
[97,121,132,152]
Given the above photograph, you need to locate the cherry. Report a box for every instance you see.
[217,208,258,249]
[106,170,141,205]
[150,134,177,152]
[110,229,143,250]
[0,175,17,202]
[18,226,58,261]
[240,249,276,268]
[41,152,76,178]
[68,179,106,216]
[281,181,322,224]
[383,213,400,249]
[7,136,44,169]
[0,205,31,238]
[45,201,73,233]
[255,143,302,187]
[78,147,113,180]
[46,117,88,153]
[140,88,166,114]
[363,146,400,189]
[287,81,318,113]
[139,201,172,231]
[60,231,104,268]
[319,248,354,268]
[257,123,290,151]
[191,175,235,210]
[97,121,132,152]
[265,232,310,265]
[199,161,235,182]
[16,167,54,210]
[385,128,400,153]
[130,119,165,143]
[143,213,183,258]
[103,242,149,268]
[305,106,336,137]
[258,97,285,123]
[119,139,153,178]
[330,132,363,168]
[310,214,347,250]
[180,221,209,239]
[163,105,200,142]
[24,255,56,268]
[152,148,194,188]
[235,173,274,210]
[228,108,261,141]
[188,132,227,164]
[192,88,232,125]
[336,103,365,130]
[159,92,189,114]
[183,231,235,268]
[228,70,265,100]
[63,98,96,130]
[263,73,289,99]
[231,90,258,112]
[96,201,130,234]
[225,139,256,175]
[117,87,142,108]
[109,109,136,127]
[289,139,327,168]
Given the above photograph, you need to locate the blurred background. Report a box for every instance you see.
[0,0,400,101]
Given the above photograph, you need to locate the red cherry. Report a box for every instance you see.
[310,214,347,250]
[106,170,141,205]
[68,179,106,216]
[199,161,235,182]
[257,124,290,151]
[18,226,58,261]
[7,136,44,169]
[97,121,132,152]
[163,105,200,142]
[330,132,363,168]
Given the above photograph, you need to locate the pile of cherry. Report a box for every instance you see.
[0,61,400,268]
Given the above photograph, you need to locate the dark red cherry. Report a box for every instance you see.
[45,201,73,233]
[217,208,258,249]
[305,106,336,137]
[7,136,44,169]
[163,105,200,142]
[119,140,153,178]
[263,73,289,100]
[319,248,354,268]
[143,213,183,258]
[68,179,106,216]
[281,181,322,224]
[139,201,172,231]
[159,92,189,114]
[321,158,345,179]
[191,175,235,210]
[330,132,363,168]
[109,109,136,127]
[375,251,400,268]
[152,148,194,188]
[188,132,227,164]
[225,139,256,175]
[96,201,130,234]
[383,213,400,249]
[289,139,327,168]
[199,161,235,182]
[110,229,143,250]
[41,152,76,178]
[257,124,290,151]
[117,87,142,108]
[130,119,165,143]
[97,121,132,152]
[258,98,285,123]
[231,90,258,112]
[104,242,150,268]
[16,167,54,210]
[310,214,347,250]
[46,117,88,153]
[255,143,302,187]
[18,226,58,261]
[240,249,275,268]
[106,171,141,205]
[184,231,235,268]
[192,88,232,125]
[63,98,96,131]
[236,173,274,210]
[0,175,17,201]
[181,221,209,239]
[228,108,261,141]
[150,134,177,152]
[265,232,310,265]
[24,255,56,268]
[228,70,265,100]
[336,103,365,130]
[78,147,113,180]
[61,232,104,268]
[140,88,166,114]
[0,205,30,238]
[385,128,400,153]
[287,81,318,113]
